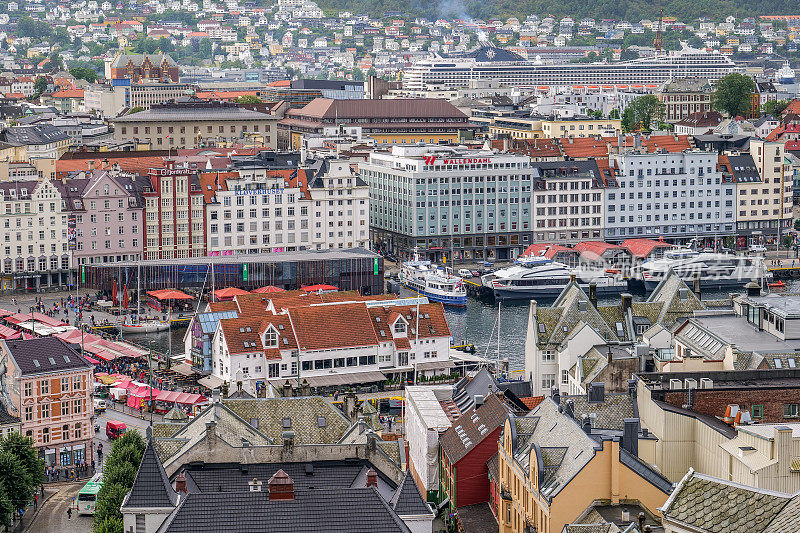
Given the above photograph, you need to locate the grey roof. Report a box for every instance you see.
[658,78,712,93]
[0,404,19,426]
[455,502,499,533]
[662,469,800,533]
[565,393,636,432]
[123,439,179,509]
[618,448,673,494]
[156,488,412,533]
[390,471,432,516]
[113,101,275,123]
[2,124,69,146]
[3,337,91,376]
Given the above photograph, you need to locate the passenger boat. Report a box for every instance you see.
[398,250,467,306]
[639,248,770,290]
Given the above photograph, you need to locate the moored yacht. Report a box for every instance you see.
[481,258,575,300]
[639,248,769,290]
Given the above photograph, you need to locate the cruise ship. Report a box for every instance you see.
[403,45,739,91]
[639,248,769,290]
[399,252,467,306]
[481,257,627,300]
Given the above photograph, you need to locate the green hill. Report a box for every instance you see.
[318,0,799,23]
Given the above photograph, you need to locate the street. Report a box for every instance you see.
[27,482,89,533]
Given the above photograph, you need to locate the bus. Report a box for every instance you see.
[77,474,103,515]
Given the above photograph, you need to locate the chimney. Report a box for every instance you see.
[282,430,295,450]
[551,386,560,405]
[638,512,646,531]
[622,418,640,456]
[620,293,632,314]
[588,382,605,403]
[367,432,377,454]
[212,388,221,420]
[621,508,630,522]
[175,472,187,493]
[300,378,311,397]
[589,283,597,308]
[474,394,484,407]
[581,413,592,433]
[344,391,357,421]
[775,426,792,471]
[745,280,761,297]
[570,273,576,283]
[282,380,292,397]
[564,399,575,418]
[268,469,294,500]
[366,468,378,488]
[205,420,217,448]
[606,346,613,365]
[248,477,263,492]
[627,379,637,399]
[693,272,701,298]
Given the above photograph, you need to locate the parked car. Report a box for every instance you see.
[458,268,472,278]
[749,244,767,254]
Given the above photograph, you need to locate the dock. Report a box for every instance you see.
[768,266,800,280]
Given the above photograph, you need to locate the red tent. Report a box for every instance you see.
[301,284,338,292]
[214,287,250,300]
[147,289,194,300]
[122,285,129,310]
[252,286,285,293]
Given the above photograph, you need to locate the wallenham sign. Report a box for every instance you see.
[423,155,492,165]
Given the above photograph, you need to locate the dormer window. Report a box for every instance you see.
[394,322,406,334]
[264,326,278,348]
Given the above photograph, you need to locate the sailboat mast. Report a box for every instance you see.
[497,301,501,377]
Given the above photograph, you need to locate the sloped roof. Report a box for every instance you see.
[288,98,467,120]
[390,471,432,516]
[620,238,671,259]
[662,469,799,533]
[122,439,179,509]
[440,394,510,464]
[290,302,378,351]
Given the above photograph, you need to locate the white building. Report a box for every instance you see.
[605,150,736,242]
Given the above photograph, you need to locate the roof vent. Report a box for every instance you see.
[699,378,713,389]
[669,378,683,390]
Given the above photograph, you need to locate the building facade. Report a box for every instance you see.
[656,78,713,122]
[0,337,93,468]
[108,53,180,83]
[364,145,536,262]
[112,99,280,150]
[143,162,206,260]
[605,150,736,243]
[743,139,793,246]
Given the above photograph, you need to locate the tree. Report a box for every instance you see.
[128,106,145,114]
[198,37,213,58]
[236,95,263,104]
[0,487,13,527]
[103,461,137,488]
[1,433,43,488]
[609,108,620,120]
[0,450,32,512]
[70,67,98,83]
[93,483,128,526]
[712,73,756,118]
[33,76,48,97]
[621,95,665,132]
[762,99,791,117]
[94,517,124,533]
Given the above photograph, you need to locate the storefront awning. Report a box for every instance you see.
[171,363,195,377]
[268,370,386,389]
[414,360,455,371]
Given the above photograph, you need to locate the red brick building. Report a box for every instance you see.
[109,53,179,83]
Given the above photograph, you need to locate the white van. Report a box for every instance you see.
[458,269,473,278]
[93,397,107,412]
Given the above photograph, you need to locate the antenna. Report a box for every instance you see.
[654,10,664,55]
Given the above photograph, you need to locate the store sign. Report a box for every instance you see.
[423,156,492,166]
[234,189,284,196]
[67,215,77,250]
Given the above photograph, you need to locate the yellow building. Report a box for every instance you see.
[498,398,672,533]
[278,98,480,150]
[540,117,622,139]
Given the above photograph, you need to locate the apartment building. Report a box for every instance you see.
[143,162,206,260]
[203,157,369,255]
[497,397,672,533]
[0,337,93,468]
[112,99,281,150]
[531,160,604,243]
[743,139,793,245]
[656,78,713,122]
[0,178,72,291]
[364,145,536,262]
[85,82,197,117]
[605,149,736,243]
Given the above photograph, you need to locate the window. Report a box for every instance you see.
[42,427,49,444]
[752,405,764,419]
[561,370,569,384]
[784,404,799,418]
[41,404,50,418]
[541,350,554,362]
[541,374,555,390]
[62,424,69,441]
[40,380,49,394]
[23,406,32,421]
[264,329,278,348]
[394,322,406,333]
[23,382,32,397]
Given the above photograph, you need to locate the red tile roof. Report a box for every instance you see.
[621,238,672,259]
[51,89,84,99]
[367,302,450,341]
[519,396,545,410]
[560,134,692,159]
[573,241,621,258]
[290,302,378,351]
[520,243,575,260]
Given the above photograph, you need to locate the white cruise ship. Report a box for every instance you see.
[639,248,769,290]
[399,252,467,306]
[403,45,739,91]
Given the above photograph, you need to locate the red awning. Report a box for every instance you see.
[84,355,101,365]
[252,286,285,293]
[147,289,194,300]
[214,287,250,299]
[301,284,338,292]
[156,390,181,402]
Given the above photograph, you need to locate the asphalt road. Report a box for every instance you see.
[27,482,89,533]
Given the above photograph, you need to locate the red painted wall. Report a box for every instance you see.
[454,427,502,508]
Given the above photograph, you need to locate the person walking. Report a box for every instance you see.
[67,506,72,521]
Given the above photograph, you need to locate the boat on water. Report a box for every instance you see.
[638,248,770,290]
[482,257,628,300]
[398,251,467,306]
[119,318,171,334]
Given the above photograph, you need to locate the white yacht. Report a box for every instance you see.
[399,252,467,306]
[639,248,769,290]
[481,258,575,300]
